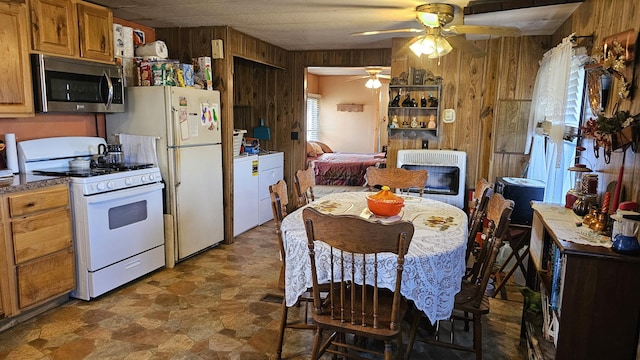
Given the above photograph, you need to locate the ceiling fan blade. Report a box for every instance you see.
[446,36,487,58]
[379,74,391,79]
[444,24,522,37]
[352,28,425,36]
[345,75,367,82]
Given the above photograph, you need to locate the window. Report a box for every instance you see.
[526,39,591,204]
[306,94,320,141]
[560,52,591,200]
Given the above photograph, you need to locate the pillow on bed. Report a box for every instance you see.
[315,141,333,153]
[310,142,324,156]
[307,141,324,157]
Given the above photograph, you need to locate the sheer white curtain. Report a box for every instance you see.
[525,35,575,203]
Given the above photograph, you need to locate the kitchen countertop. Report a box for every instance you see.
[0,174,70,194]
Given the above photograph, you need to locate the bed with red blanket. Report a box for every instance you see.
[310,152,386,186]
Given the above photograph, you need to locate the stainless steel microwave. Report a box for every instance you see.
[31,54,125,113]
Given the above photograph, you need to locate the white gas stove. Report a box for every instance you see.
[17,136,165,300]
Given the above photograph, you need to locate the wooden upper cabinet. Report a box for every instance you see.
[0,1,34,117]
[77,1,113,62]
[30,0,79,57]
[29,0,113,63]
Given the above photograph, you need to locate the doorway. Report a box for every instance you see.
[305,67,390,154]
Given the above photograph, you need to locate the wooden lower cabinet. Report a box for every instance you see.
[0,183,74,320]
[17,248,74,309]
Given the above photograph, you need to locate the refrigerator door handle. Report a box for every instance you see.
[174,147,181,187]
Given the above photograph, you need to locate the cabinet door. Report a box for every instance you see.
[258,153,284,224]
[29,0,78,57]
[0,2,34,117]
[17,248,75,309]
[233,157,260,236]
[77,2,113,62]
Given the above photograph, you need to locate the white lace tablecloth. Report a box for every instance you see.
[281,192,468,322]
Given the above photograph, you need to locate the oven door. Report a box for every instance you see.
[81,183,164,271]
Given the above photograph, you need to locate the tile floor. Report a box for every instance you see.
[0,222,527,360]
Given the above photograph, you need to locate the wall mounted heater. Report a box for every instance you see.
[396,149,467,209]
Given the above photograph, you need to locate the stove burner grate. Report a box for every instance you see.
[34,163,155,177]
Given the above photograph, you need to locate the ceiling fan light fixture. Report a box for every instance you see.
[430,36,453,58]
[365,77,382,89]
[409,34,452,58]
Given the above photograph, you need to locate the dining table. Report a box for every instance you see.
[281,191,468,323]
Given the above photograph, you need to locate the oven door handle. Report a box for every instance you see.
[85,183,164,204]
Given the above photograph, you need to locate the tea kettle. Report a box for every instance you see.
[92,143,125,167]
[610,210,640,255]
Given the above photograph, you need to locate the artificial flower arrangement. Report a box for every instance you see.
[581,110,640,162]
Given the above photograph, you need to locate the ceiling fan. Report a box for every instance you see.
[345,67,391,88]
[352,3,522,58]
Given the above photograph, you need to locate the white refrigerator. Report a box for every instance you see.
[107,86,224,266]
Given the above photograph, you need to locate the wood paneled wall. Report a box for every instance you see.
[558,0,640,205]
[387,36,550,191]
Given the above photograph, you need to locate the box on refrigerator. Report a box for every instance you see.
[193,57,213,90]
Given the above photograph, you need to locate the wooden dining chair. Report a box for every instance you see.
[465,178,493,267]
[405,193,514,360]
[365,167,428,196]
[269,179,315,360]
[302,207,415,360]
[294,167,316,207]
[269,179,289,291]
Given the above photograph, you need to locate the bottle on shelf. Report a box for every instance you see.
[390,90,401,107]
[402,92,412,107]
[420,95,427,107]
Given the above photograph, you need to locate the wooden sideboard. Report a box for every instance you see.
[525,203,640,359]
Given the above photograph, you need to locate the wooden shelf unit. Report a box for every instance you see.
[388,82,442,141]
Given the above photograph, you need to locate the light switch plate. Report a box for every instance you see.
[442,108,456,123]
[212,39,224,59]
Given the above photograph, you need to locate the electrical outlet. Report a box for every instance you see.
[422,140,429,149]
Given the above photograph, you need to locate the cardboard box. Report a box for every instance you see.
[179,64,194,87]
[193,57,213,90]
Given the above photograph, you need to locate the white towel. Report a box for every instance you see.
[118,133,158,166]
